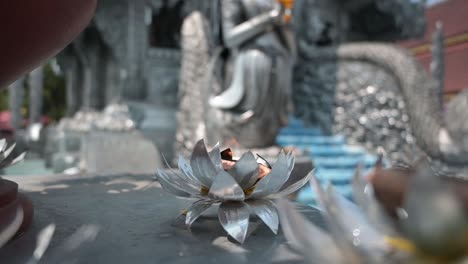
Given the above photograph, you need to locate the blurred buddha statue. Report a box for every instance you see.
[209,0,296,147]
[175,0,296,156]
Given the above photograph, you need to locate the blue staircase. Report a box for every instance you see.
[276,118,378,206]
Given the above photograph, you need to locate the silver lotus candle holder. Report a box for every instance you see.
[156,139,313,243]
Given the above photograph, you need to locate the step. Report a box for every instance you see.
[313,155,377,169]
[286,118,305,128]
[304,145,366,157]
[277,135,345,146]
[278,127,322,136]
[301,135,345,145]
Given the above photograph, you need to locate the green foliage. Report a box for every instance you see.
[0,61,66,121]
[0,89,8,111]
[42,63,66,120]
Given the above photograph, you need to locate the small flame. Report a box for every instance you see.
[277,0,294,23]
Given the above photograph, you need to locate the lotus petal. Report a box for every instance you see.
[277,154,303,193]
[228,151,259,189]
[250,151,291,198]
[186,200,215,227]
[0,139,6,153]
[246,199,278,234]
[178,155,202,186]
[0,207,23,248]
[256,154,271,169]
[167,167,202,193]
[325,184,389,257]
[218,202,250,244]
[286,151,295,176]
[1,143,16,160]
[190,139,217,187]
[0,152,26,169]
[162,154,203,192]
[269,169,315,198]
[310,176,364,262]
[277,199,345,263]
[157,169,198,197]
[208,143,223,173]
[352,166,398,236]
[208,170,245,201]
[10,152,26,166]
[310,174,327,209]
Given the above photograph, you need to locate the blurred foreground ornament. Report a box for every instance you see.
[157,139,313,243]
[278,160,468,263]
[0,0,96,87]
[0,139,28,248]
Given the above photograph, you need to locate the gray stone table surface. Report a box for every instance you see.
[0,172,324,264]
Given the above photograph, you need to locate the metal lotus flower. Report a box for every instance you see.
[278,159,468,263]
[156,139,313,243]
[0,139,25,173]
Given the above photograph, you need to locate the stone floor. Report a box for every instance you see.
[0,117,381,263]
[0,173,324,264]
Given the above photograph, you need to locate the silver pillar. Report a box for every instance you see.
[65,56,79,116]
[8,77,25,130]
[82,66,93,110]
[28,66,44,123]
[123,0,147,100]
[71,42,94,111]
[431,21,445,108]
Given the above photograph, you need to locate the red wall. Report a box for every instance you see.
[400,0,468,94]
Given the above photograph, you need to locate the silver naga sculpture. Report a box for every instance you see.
[296,41,468,173]
[175,0,295,156]
[290,0,468,172]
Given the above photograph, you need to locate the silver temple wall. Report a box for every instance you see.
[8,65,45,130]
[59,0,213,113]
[56,0,427,163]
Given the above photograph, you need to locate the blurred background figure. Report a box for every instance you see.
[207,0,296,146]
